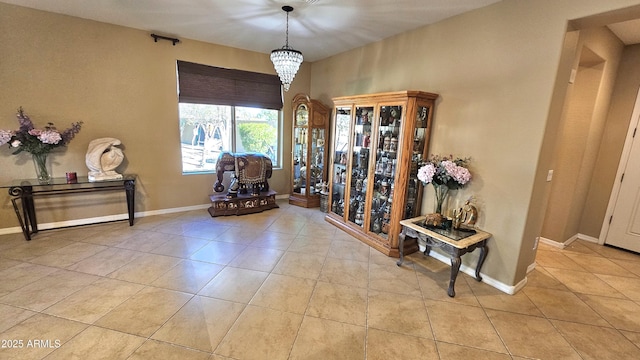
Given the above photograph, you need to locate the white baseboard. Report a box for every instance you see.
[137,204,211,217]
[0,226,27,235]
[527,262,536,273]
[427,251,520,295]
[0,203,214,235]
[538,232,599,249]
[0,214,129,235]
[512,276,529,294]
[0,195,298,236]
[539,236,566,249]
[576,233,599,243]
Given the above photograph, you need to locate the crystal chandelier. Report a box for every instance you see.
[271,5,303,92]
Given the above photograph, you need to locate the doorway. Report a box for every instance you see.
[538,25,628,249]
[537,6,640,254]
[541,46,606,244]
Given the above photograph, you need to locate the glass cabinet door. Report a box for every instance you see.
[292,104,309,195]
[404,105,429,220]
[371,105,403,239]
[347,106,373,228]
[310,128,324,193]
[330,107,351,217]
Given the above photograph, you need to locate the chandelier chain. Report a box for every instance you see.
[285,10,290,48]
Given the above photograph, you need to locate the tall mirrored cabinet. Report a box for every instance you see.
[326,91,438,257]
[290,94,330,208]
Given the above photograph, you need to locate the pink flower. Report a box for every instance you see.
[442,160,472,185]
[2,107,83,156]
[416,154,472,189]
[417,163,435,184]
[38,130,62,144]
[451,166,471,185]
[0,130,12,146]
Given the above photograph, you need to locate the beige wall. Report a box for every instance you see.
[310,0,640,287]
[0,3,311,228]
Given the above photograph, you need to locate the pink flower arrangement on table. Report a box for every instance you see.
[417,154,472,189]
[417,154,471,214]
[0,107,82,155]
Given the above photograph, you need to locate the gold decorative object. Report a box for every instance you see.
[452,208,464,229]
[451,198,479,229]
[463,200,478,226]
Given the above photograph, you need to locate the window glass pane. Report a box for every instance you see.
[179,104,280,174]
[179,103,232,174]
[235,106,279,166]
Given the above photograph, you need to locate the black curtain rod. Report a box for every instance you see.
[151,33,180,46]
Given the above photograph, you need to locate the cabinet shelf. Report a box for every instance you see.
[326,91,438,257]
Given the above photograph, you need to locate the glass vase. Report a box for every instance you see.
[433,183,449,214]
[32,153,52,184]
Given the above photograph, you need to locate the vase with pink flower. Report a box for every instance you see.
[1,107,83,184]
[416,154,472,218]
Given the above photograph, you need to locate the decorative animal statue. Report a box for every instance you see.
[213,152,273,197]
[424,213,445,227]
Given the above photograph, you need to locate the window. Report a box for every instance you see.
[178,104,279,173]
[176,60,282,174]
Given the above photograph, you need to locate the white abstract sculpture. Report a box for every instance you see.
[86,137,125,182]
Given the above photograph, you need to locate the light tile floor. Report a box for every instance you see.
[1,200,640,359]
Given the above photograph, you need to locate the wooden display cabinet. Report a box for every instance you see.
[326,91,438,257]
[290,94,330,208]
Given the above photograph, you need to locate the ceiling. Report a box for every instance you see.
[1,0,504,62]
[4,0,640,61]
[607,19,640,45]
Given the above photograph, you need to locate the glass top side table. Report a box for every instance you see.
[1,174,136,240]
[397,216,491,297]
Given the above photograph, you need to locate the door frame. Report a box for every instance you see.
[600,87,640,245]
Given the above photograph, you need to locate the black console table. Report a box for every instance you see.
[2,175,136,240]
[398,216,491,297]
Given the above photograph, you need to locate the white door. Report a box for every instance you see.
[605,91,640,252]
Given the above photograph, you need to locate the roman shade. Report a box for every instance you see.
[177,60,283,110]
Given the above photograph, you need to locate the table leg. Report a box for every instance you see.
[10,198,30,241]
[8,186,32,240]
[448,255,462,297]
[475,242,488,281]
[396,232,406,266]
[23,186,38,234]
[124,180,135,226]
